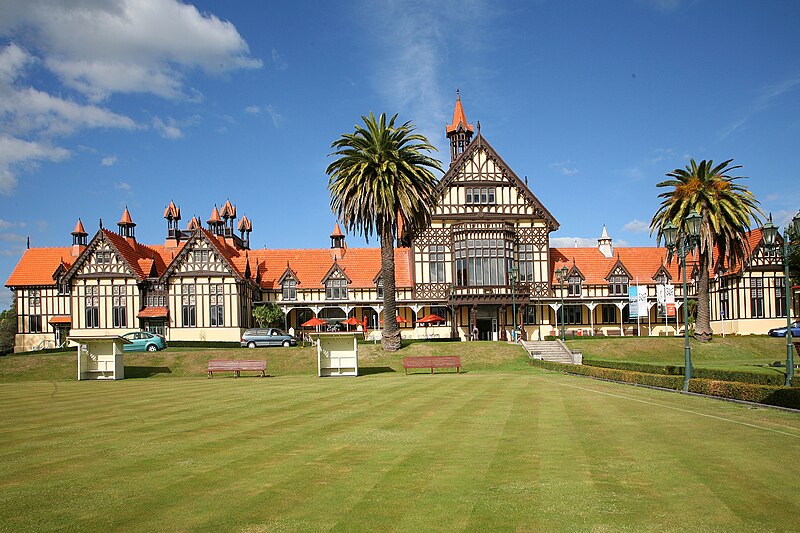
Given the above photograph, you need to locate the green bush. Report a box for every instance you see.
[530,359,800,409]
[583,358,787,386]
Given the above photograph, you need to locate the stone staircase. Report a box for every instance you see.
[520,340,582,365]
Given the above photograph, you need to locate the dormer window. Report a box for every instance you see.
[609,275,628,296]
[568,275,582,297]
[376,278,383,299]
[326,278,347,300]
[655,272,669,285]
[282,279,297,300]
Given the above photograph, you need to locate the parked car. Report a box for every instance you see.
[767,321,800,337]
[241,328,297,348]
[122,331,167,352]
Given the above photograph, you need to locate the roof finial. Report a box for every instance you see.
[26,236,30,249]
[456,88,460,101]
[99,218,103,229]
[477,120,481,132]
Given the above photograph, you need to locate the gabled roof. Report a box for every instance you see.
[437,132,560,231]
[6,248,73,287]
[163,201,181,220]
[321,262,351,285]
[551,247,684,285]
[160,228,246,281]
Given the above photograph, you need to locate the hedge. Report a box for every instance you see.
[167,341,241,349]
[582,357,789,386]
[530,359,800,409]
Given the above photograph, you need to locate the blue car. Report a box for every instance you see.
[122,331,168,352]
[767,321,800,337]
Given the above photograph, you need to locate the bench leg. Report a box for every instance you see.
[208,371,212,378]
[431,367,434,374]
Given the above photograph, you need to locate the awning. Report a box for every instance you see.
[137,307,169,318]
[48,315,71,325]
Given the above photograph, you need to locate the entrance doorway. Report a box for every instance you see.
[475,306,498,341]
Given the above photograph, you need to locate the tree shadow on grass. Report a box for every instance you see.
[359,366,396,376]
[125,366,172,378]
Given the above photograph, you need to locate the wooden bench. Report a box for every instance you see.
[207,359,266,378]
[402,356,461,375]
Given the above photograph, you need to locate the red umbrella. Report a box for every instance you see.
[301,317,327,327]
[417,314,445,324]
[342,317,361,326]
[380,315,409,324]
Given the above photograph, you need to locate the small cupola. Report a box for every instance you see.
[445,89,475,163]
[238,215,252,249]
[330,223,345,249]
[71,218,87,257]
[598,225,613,258]
[164,201,181,242]
[220,200,236,236]
[118,207,136,241]
[187,216,201,231]
[207,206,223,236]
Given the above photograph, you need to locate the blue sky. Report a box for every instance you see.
[1,0,799,308]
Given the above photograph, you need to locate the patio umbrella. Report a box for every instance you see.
[301,317,327,327]
[380,315,409,324]
[416,314,445,324]
[342,316,361,331]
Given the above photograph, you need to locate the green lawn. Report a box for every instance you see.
[1,358,800,531]
[568,335,792,373]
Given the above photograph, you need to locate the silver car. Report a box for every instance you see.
[241,328,297,348]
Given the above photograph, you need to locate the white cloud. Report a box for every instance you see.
[550,237,597,248]
[152,116,183,139]
[722,77,800,139]
[550,160,579,176]
[0,135,70,195]
[1,0,262,102]
[0,232,26,243]
[271,49,288,71]
[115,181,131,191]
[622,219,649,233]
[266,105,283,128]
[101,155,117,167]
[244,105,261,115]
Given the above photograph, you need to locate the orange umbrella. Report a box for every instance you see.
[342,317,361,326]
[380,315,409,324]
[301,317,327,327]
[417,314,445,324]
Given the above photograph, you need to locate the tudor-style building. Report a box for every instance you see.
[5,95,797,351]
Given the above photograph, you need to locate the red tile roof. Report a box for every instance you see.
[6,248,73,287]
[207,206,221,224]
[118,207,134,226]
[48,315,71,324]
[163,201,180,220]
[137,307,169,318]
[446,91,474,134]
[551,247,684,285]
[220,200,236,219]
[72,219,86,235]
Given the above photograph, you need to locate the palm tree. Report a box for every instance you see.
[651,159,762,342]
[327,113,442,351]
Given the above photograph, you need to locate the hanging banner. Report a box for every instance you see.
[657,284,666,317]
[665,284,676,317]
[637,286,647,317]
[628,286,640,318]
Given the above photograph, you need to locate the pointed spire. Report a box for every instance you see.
[72,218,87,236]
[221,200,236,219]
[598,225,613,258]
[187,216,201,230]
[207,205,221,224]
[118,207,135,226]
[163,201,181,221]
[446,89,474,134]
[237,215,252,232]
[331,223,344,238]
[446,90,475,163]
[600,225,610,239]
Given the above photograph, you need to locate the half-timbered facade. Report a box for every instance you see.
[5,95,796,351]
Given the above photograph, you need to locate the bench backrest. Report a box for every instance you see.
[402,356,461,367]
[208,360,266,371]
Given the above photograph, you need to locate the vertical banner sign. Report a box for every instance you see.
[628,286,639,318]
[637,286,647,316]
[665,284,676,317]
[657,284,666,316]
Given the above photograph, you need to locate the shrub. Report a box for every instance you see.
[582,358,787,386]
[167,341,241,349]
[530,359,800,409]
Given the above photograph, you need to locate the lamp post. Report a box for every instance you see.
[556,266,569,342]
[448,282,457,340]
[509,267,519,342]
[761,210,800,387]
[662,211,702,392]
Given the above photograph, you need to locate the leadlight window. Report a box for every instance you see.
[282,279,297,300]
[58,280,70,295]
[775,277,786,317]
[567,275,582,297]
[750,278,764,318]
[29,289,41,307]
[523,306,537,324]
[85,285,99,328]
[326,278,347,300]
[564,305,582,324]
[96,251,111,264]
[601,304,617,324]
[429,245,446,283]
[719,278,730,319]
[209,284,224,327]
[146,283,167,307]
[465,187,496,205]
[518,244,534,282]
[193,249,210,263]
[609,275,628,296]
[182,284,196,326]
[29,315,42,333]
[112,285,126,328]
[376,278,383,299]
[454,238,513,287]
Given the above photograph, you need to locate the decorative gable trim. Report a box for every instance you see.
[63,230,140,282]
[277,263,298,286]
[321,262,351,286]
[605,256,633,282]
[160,228,242,281]
[651,264,673,282]
[436,133,560,231]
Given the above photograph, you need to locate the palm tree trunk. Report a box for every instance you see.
[694,252,713,342]
[380,224,401,351]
